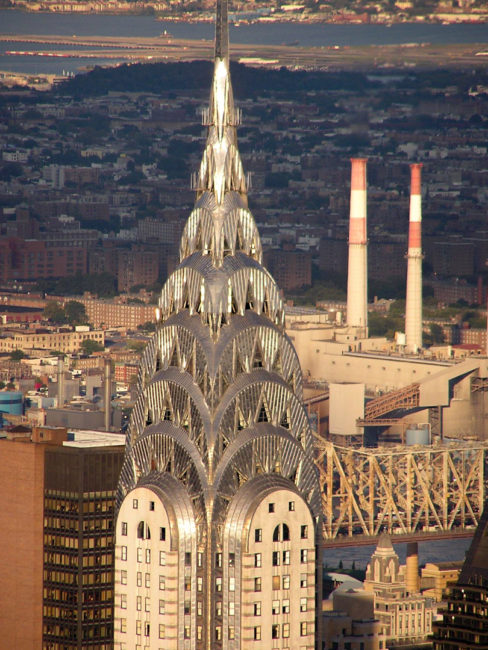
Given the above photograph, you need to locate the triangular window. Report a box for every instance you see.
[170,344,179,367]
[245,284,254,311]
[253,341,263,368]
[163,407,172,421]
[258,404,268,423]
[280,410,290,429]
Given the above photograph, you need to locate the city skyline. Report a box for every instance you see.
[2,0,488,648]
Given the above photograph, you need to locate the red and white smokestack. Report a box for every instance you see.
[405,163,423,353]
[346,158,368,335]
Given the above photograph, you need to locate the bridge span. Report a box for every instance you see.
[314,437,488,544]
[321,528,474,548]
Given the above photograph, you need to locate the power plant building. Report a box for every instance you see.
[113,1,321,649]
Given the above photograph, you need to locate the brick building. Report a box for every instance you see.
[87,243,119,276]
[78,298,155,329]
[136,216,184,245]
[430,279,481,306]
[264,244,312,291]
[116,246,159,292]
[0,238,87,281]
[114,362,139,384]
[432,240,475,277]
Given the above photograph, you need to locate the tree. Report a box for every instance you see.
[80,339,105,355]
[10,349,27,361]
[43,301,66,324]
[429,323,445,344]
[0,162,23,181]
[64,300,88,326]
[137,321,156,332]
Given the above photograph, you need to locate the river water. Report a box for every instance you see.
[323,536,472,570]
[0,9,487,75]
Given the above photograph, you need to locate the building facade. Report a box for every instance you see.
[264,245,312,291]
[0,426,125,649]
[0,326,105,354]
[364,535,435,647]
[0,237,88,281]
[77,298,155,329]
[113,2,322,649]
[432,502,488,649]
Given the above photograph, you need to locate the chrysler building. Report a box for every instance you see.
[114,1,321,647]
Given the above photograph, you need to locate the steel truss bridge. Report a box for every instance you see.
[314,436,488,547]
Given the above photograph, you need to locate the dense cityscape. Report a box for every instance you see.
[2,1,488,649]
[4,0,488,23]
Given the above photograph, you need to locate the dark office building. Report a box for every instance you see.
[0,425,124,650]
[432,501,488,649]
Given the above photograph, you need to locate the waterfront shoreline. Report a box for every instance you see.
[3,6,488,25]
[2,10,488,84]
[2,34,488,73]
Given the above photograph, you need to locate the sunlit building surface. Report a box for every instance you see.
[364,535,435,648]
[113,1,322,648]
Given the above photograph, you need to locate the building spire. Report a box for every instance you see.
[215,0,229,61]
[195,0,246,204]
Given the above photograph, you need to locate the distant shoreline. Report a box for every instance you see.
[3,6,488,26]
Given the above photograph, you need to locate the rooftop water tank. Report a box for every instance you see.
[0,391,23,416]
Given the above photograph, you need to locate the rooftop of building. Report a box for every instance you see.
[0,425,125,448]
[64,429,125,447]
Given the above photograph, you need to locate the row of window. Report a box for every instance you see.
[268,549,309,566]
[398,614,430,634]
[253,622,310,639]
[118,620,200,642]
[121,598,166,614]
[398,602,426,611]
[252,598,307,615]
[254,574,309,591]
[117,551,326,594]
[44,570,111,586]
[120,547,152,563]
[255,523,308,542]
[45,516,111,531]
[253,549,309,566]
[119,596,309,619]
[119,572,203,592]
[268,501,296,513]
[131,498,156,510]
[121,521,166,541]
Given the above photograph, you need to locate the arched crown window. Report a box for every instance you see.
[283,523,290,541]
[137,521,151,540]
[272,523,290,542]
[273,525,280,542]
